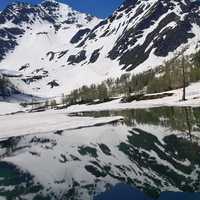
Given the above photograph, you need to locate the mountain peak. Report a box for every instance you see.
[121,0,199,6]
[40,0,61,7]
[40,0,99,26]
[42,0,57,2]
[40,0,73,13]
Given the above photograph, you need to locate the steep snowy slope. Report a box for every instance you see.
[0,0,100,97]
[0,0,200,97]
[73,0,200,72]
[0,0,98,61]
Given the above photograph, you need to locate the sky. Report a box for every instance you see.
[0,0,124,18]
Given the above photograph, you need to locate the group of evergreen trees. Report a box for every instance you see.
[62,82,109,106]
[0,76,11,97]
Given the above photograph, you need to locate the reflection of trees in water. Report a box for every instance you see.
[109,107,200,139]
[193,107,200,129]
[184,107,192,140]
[0,137,22,159]
[77,107,200,139]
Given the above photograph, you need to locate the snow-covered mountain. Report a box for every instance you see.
[0,0,100,97]
[0,0,199,97]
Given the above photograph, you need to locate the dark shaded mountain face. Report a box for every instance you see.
[90,0,200,70]
[0,0,199,96]
[63,0,200,73]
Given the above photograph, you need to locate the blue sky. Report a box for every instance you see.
[0,0,124,18]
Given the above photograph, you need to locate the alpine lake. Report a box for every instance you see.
[0,106,200,200]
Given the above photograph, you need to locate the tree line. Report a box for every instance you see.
[59,49,200,106]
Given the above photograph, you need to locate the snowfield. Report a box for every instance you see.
[0,102,25,115]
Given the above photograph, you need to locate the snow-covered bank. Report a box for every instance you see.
[67,82,200,113]
[0,81,200,117]
[0,109,123,139]
[0,93,43,115]
[0,102,25,115]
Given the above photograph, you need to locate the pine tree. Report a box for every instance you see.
[50,99,57,109]
[97,83,109,102]
[181,55,187,101]
[193,50,200,68]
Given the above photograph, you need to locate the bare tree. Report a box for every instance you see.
[174,46,189,101]
[181,55,187,101]
[184,107,192,141]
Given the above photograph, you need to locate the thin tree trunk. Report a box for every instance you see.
[182,56,186,101]
[184,107,192,141]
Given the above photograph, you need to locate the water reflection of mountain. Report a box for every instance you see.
[0,107,200,200]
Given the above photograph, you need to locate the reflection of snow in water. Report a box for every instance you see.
[0,107,199,200]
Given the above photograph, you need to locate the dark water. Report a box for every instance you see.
[95,183,200,200]
[0,107,200,200]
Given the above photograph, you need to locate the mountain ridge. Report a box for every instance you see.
[0,0,199,97]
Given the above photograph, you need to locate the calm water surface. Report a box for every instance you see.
[0,107,200,200]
